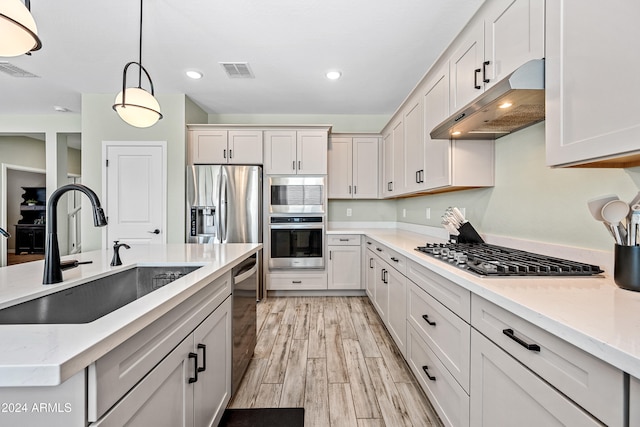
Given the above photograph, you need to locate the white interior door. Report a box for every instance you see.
[104,142,166,247]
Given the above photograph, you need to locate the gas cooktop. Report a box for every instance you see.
[415,243,604,277]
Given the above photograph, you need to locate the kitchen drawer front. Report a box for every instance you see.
[327,234,361,246]
[407,280,470,392]
[472,295,623,427]
[267,273,327,290]
[407,259,471,323]
[88,271,231,422]
[407,323,470,427]
[368,240,407,274]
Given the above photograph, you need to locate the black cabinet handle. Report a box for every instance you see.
[383,270,388,284]
[329,250,332,260]
[292,280,302,284]
[197,344,206,373]
[381,268,385,282]
[348,185,352,194]
[482,60,490,83]
[366,241,372,245]
[354,186,357,194]
[223,149,227,159]
[474,68,482,89]
[422,366,436,381]
[376,247,383,252]
[188,352,199,383]
[416,170,420,183]
[420,170,424,183]
[503,328,541,352]
[422,314,436,326]
[298,160,301,170]
[369,258,374,268]
[292,161,296,170]
[339,238,349,242]
[391,257,399,263]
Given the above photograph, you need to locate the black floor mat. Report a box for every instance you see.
[219,408,304,427]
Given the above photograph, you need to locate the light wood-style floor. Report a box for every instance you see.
[229,296,443,427]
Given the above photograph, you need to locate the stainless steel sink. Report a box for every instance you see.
[0,266,201,324]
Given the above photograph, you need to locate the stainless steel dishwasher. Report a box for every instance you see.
[231,251,260,395]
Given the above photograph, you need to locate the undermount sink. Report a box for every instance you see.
[0,266,201,325]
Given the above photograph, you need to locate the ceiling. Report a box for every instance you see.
[1,0,484,117]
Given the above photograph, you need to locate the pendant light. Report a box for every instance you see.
[112,0,162,128]
[0,0,42,57]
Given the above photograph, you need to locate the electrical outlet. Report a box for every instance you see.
[426,207,431,219]
[346,208,352,217]
[402,208,406,218]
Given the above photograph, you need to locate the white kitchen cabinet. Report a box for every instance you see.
[403,97,425,193]
[188,129,263,165]
[631,376,640,427]
[94,297,232,427]
[364,243,376,301]
[328,135,379,199]
[382,119,405,197]
[546,0,640,167]
[267,272,327,290]
[450,0,544,111]
[372,252,388,324]
[386,265,406,355]
[264,129,328,175]
[327,234,362,290]
[470,329,603,427]
[472,294,623,426]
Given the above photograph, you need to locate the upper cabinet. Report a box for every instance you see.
[328,134,379,199]
[188,128,263,165]
[546,0,640,167]
[264,129,328,175]
[382,118,405,197]
[451,0,544,111]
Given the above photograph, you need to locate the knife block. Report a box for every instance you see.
[455,222,485,244]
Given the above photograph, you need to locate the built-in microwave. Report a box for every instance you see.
[268,176,325,214]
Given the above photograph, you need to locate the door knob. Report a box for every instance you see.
[149,229,160,234]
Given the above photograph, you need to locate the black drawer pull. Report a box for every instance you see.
[197,344,206,373]
[292,280,302,284]
[422,314,436,326]
[390,257,399,262]
[339,238,350,241]
[366,241,372,245]
[422,366,436,381]
[503,328,541,352]
[188,352,199,383]
[376,247,383,252]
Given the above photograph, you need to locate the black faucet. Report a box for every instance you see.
[0,227,9,238]
[43,184,108,285]
[110,241,131,266]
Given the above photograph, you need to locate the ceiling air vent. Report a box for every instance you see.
[219,62,254,79]
[0,62,39,78]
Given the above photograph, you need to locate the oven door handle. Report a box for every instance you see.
[269,224,325,230]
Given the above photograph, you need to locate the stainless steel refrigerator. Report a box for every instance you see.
[187,165,262,245]
[186,165,262,396]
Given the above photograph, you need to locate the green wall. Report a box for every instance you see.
[81,93,195,250]
[393,123,640,251]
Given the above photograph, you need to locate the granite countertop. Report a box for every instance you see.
[0,243,261,387]
[329,227,640,379]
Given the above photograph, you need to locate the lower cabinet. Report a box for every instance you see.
[327,234,362,290]
[470,329,603,427]
[385,266,406,355]
[267,272,327,290]
[631,375,640,427]
[93,296,232,427]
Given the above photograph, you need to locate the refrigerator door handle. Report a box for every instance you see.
[221,171,228,242]
[216,168,223,242]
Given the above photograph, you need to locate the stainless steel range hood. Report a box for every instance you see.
[430,59,545,140]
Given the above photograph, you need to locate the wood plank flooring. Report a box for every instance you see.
[229,296,443,427]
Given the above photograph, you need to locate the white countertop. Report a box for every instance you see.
[0,243,261,387]
[329,228,640,379]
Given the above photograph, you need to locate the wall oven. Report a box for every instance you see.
[268,176,325,214]
[268,216,324,269]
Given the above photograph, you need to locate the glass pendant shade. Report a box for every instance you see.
[114,87,162,128]
[0,0,42,57]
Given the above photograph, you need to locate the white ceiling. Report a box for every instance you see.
[1,0,484,117]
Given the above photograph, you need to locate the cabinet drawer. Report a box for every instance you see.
[267,273,327,290]
[471,295,623,427]
[88,272,231,422]
[470,329,603,427]
[369,240,406,274]
[406,259,471,322]
[327,234,361,246]
[407,280,470,392]
[407,323,470,427]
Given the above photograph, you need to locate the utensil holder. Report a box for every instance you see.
[614,244,640,291]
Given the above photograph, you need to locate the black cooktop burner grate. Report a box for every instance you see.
[415,243,604,277]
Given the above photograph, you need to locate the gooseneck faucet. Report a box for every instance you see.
[43,184,108,285]
[110,241,131,266]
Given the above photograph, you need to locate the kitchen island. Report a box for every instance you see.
[0,243,261,426]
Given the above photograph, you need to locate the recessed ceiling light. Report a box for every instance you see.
[186,70,203,79]
[326,70,342,80]
[452,131,462,136]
